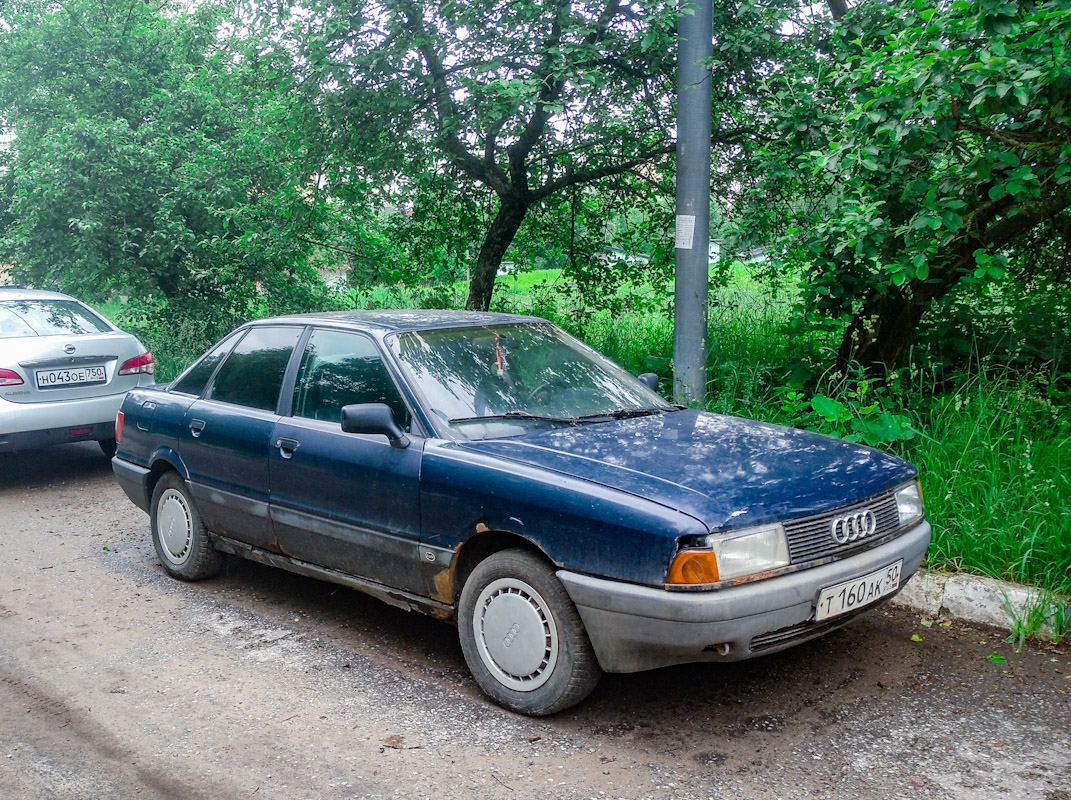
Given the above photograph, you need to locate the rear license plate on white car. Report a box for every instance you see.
[36,365,107,389]
[815,560,903,621]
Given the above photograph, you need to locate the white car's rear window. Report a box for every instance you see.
[0,300,112,338]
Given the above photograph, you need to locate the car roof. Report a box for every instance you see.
[0,286,80,302]
[247,309,548,335]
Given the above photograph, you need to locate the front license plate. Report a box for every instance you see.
[36,365,107,389]
[815,560,903,622]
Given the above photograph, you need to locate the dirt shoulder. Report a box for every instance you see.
[1,442,1068,800]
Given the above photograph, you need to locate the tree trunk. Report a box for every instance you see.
[836,289,928,377]
[465,196,529,311]
[826,0,850,21]
[837,267,964,377]
[838,187,1071,377]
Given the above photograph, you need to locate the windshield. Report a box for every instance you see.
[0,300,112,338]
[388,322,672,438]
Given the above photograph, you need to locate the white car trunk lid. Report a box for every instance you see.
[1,332,147,403]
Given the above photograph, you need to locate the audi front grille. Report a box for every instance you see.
[784,490,902,564]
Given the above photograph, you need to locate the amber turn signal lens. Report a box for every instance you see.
[667,551,720,585]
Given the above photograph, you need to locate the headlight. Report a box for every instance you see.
[667,523,790,585]
[895,481,924,527]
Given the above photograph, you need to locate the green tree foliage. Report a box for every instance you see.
[276,0,681,310]
[0,0,808,325]
[280,0,802,310]
[737,0,1071,374]
[0,0,333,336]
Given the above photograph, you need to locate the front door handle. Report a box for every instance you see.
[189,418,206,437]
[276,437,300,459]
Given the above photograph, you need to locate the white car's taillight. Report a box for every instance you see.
[118,352,154,376]
[0,368,24,386]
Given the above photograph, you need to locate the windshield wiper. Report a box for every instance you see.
[574,407,676,422]
[449,411,580,425]
[449,406,680,426]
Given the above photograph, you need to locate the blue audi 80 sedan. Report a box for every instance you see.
[112,311,930,714]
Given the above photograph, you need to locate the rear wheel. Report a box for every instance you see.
[98,438,117,458]
[458,549,602,715]
[150,472,223,580]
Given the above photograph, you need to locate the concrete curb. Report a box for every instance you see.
[891,568,1068,642]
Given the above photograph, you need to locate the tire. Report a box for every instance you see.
[149,472,223,581]
[458,549,602,715]
[98,438,117,458]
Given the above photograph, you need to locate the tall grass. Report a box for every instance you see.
[910,375,1071,593]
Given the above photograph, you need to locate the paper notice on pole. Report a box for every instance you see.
[675,215,695,250]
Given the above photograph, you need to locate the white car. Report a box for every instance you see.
[0,287,155,456]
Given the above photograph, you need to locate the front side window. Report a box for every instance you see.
[292,329,410,430]
[208,326,303,412]
[0,300,111,338]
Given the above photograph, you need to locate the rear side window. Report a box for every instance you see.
[208,326,303,412]
[0,300,111,338]
[292,329,411,430]
[171,331,244,397]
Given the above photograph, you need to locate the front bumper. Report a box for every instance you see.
[0,391,125,453]
[558,520,931,673]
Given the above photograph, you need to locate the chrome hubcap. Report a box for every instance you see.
[473,578,558,691]
[157,489,193,565]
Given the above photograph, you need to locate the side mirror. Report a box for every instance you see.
[637,372,660,393]
[340,403,410,449]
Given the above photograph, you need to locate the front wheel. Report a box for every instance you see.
[150,472,223,581]
[458,549,602,715]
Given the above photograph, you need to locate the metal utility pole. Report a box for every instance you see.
[673,0,712,406]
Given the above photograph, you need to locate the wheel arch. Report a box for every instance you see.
[146,449,188,504]
[451,529,556,607]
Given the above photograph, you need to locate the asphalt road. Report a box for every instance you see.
[1,442,1068,800]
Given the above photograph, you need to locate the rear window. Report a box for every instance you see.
[171,331,243,397]
[0,300,112,338]
[207,326,303,412]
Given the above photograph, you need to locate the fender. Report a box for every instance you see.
[149,445,188,481]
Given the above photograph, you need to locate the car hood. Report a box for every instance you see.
[457,409,916,531]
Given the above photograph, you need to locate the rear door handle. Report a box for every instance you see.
[189,419,206,437]
[276,437,300,458]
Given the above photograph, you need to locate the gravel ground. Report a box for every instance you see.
[0,442,1068,799]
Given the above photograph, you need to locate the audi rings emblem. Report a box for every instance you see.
[830,509,878,545]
